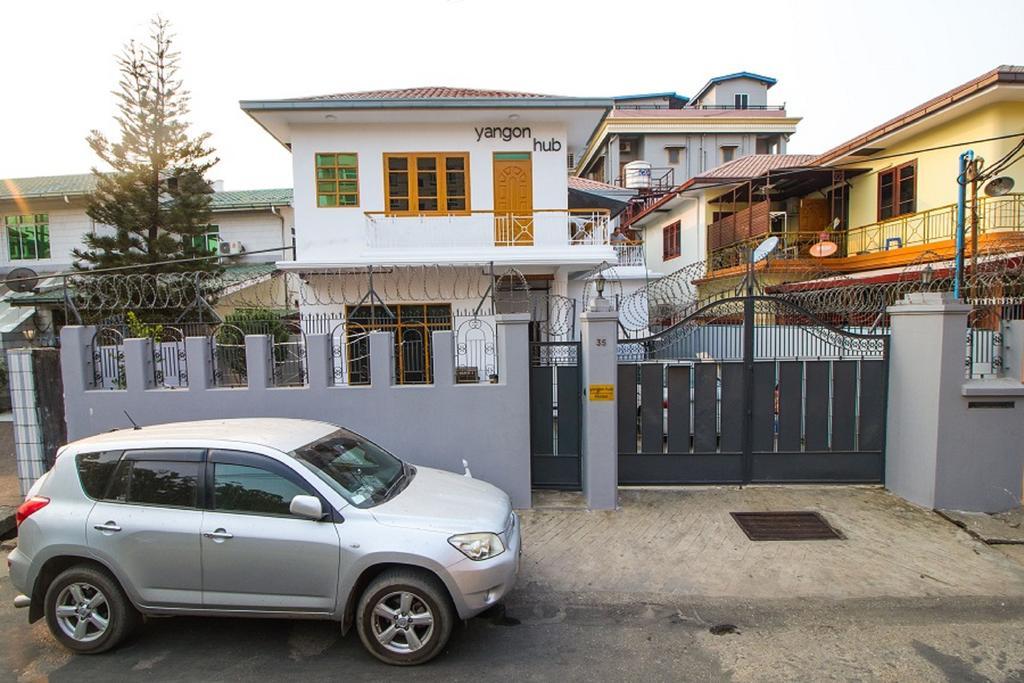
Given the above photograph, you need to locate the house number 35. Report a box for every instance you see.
[595,338,607,347]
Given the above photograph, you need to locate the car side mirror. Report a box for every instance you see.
[290,494,324,520]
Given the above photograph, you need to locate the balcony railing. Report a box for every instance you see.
[690,104,786,111]
[364,209,610,250]
[709,231,845,270]
[706,194,1024,272]
[614,241,646,267]
[846,193,1024,255]
[612,167,675,193]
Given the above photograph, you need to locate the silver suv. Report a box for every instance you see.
[8,418,520,666]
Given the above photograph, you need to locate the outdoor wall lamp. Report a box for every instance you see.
[22,328,36,343]
[594,272,606,298]
[921,264,934,286]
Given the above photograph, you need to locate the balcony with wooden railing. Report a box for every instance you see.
[706,194,1024,276]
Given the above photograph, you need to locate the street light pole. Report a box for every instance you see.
[954,150,974,299]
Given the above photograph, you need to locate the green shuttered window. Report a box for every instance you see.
[315,153,359,207]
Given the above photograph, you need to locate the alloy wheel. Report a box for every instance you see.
[54,582,110,643]
[370,590,435,654]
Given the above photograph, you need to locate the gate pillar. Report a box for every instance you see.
[887,292,1024,512]
[581,298,620,510]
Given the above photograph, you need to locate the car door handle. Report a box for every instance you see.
[93,522,121,532]
[203,529,234,540]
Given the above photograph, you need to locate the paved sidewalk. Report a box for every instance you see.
[519,486,1024,600]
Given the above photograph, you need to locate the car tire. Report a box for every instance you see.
[43,565,140,654]
[355,568,455,666]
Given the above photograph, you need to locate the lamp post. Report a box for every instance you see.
[954,150,973,300]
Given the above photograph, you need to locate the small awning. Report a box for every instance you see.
[0,299,35,333]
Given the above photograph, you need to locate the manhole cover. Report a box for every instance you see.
[730,511,843,541]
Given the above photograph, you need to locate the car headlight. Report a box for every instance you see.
[448,532,505,561]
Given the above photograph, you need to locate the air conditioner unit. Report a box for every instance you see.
[619,141,633,153]
[218,241,245,256]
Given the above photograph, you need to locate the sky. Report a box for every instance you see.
[2,0,1022,191]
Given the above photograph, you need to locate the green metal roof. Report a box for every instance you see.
[0,173,292,210]
[209,188,292,211]
[0,174,97,200]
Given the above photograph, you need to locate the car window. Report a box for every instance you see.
[106,460,200,508]
[290,429,405,509]
[76,451,123,499]
[213,463,308,516]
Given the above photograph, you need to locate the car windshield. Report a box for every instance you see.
[290,429,405,508]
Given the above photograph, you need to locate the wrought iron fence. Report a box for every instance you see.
[270,322,307,387]
[454,316,497,383]
[151,326,188,388]
[89,327,125,390]
[210,324,248,388]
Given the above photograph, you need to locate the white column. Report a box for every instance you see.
[580,297,619,510]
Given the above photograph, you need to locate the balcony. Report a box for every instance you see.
[705,194,1024,274]
[846,194,1024,255]
[362,209,612,265]
[614,241,646,267]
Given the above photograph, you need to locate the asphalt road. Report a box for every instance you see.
[4,564,1024,683]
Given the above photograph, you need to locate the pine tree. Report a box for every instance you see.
[74,16,219,272]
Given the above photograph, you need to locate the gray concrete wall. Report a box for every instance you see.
[58,314,534,508]
[886,293,1024,513]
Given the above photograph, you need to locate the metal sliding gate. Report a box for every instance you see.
[529,341,582,489]
[616,295,889,485]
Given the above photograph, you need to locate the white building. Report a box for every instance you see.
[240,86,624,382]
[0,173,294,343]
[573,72,801,222]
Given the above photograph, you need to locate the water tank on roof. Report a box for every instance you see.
[623,160,652,190]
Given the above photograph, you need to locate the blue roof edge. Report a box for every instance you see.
[692,71,777,102]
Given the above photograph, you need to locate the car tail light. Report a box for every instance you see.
[15,496,49,527]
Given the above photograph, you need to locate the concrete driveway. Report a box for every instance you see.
[521,486,1024,600]
[2,485,1024,681]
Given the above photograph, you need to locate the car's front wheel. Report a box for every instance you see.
[355,568,455,665]
[44,565,139,654]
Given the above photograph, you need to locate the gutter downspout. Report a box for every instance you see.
[954,150,973,299]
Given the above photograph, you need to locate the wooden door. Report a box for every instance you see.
[493,153,533,246]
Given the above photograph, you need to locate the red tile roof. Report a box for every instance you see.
[815,65,1024,165]
[299,86,559,101]
[696,154,820,180]
[568,176,632,192]
[620,154,821,229]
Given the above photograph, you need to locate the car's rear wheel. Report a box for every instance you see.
[44,565,139,654]
[356,569,454,666]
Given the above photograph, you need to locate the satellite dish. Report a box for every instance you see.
[751,236,779,263]
[809,232,839,258]
[984,176,1015,197]
[5,267,39,293]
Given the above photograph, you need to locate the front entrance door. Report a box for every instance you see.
[493,153,533,246]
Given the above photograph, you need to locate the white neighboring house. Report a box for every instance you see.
[240,86,624,383]
[576,72,800,189]
[0,173,294,345]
